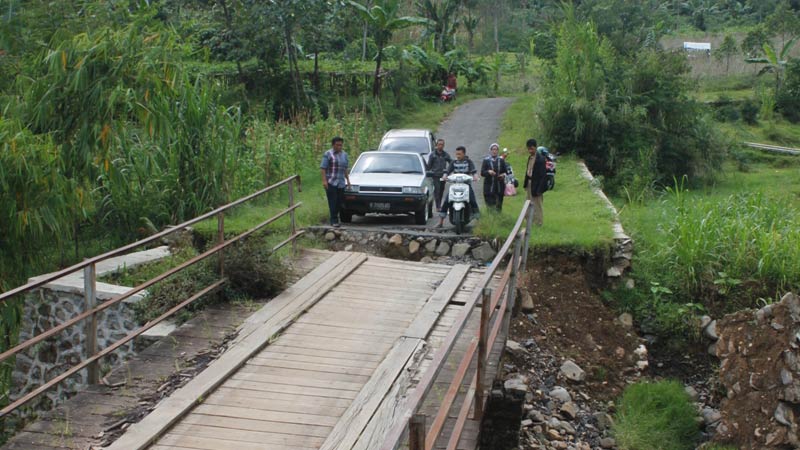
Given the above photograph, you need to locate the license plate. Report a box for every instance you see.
[369,202,391,211]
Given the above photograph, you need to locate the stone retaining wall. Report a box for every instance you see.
[308,227,499,263]
[11,247,169,415]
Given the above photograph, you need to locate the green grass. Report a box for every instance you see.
[475,95,615,249]
[692,89,754,103]
[613,381,700,450]
[718,120,800,148]
[612,150,800,338]
[99,247,198,287]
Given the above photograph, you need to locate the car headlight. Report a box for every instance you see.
[345,185,360,193]
[402,186,425,194]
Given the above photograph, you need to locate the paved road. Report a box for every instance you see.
[351,97,516,228]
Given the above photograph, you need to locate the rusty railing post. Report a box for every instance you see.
[84,262,99,385]
[409,413,427,450]
[288,178,297,254]
[506,231,524,314]
[475,287,492,420]
[520,203,534,273]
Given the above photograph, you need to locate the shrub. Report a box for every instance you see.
[223,236,288,300]
[613,380,699,450]
[740,99,760,124]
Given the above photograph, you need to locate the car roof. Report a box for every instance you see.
[381,129,432,138]
[358,150,423,159]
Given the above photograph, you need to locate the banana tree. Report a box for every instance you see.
[746,36,798,93]
[349,0,429,97]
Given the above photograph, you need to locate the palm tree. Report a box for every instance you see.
[349,0,429,97]
[746,37,798,93]
[462,11,479,51]
[416,0,461,53]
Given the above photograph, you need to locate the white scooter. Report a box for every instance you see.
[444,173,473,234]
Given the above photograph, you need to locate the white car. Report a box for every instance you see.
[377,129,436,159]
[342,151,434,225]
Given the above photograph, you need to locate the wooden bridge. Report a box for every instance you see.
[0,176,534,450]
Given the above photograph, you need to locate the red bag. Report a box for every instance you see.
[504,182,517,196]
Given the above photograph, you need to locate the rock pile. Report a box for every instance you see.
[312,228,499,262]
[497,335,651,449]
[714,292,800,448]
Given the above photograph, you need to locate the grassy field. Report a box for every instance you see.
[475,96,616,249]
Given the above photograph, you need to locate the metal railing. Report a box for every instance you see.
[0,175,303,418]
[381,200,534,450]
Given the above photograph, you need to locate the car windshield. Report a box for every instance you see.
[352,153,423,175]
[379,137,429,154]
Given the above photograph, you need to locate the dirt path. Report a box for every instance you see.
[351,97,516,228]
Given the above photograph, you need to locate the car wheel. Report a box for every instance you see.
[340,209,353,223]
[415,204,428,225]
[453,209,464,234]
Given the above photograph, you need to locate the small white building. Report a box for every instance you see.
[683,42,711,55]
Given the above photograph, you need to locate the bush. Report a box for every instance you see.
[740,99,760,124]
[133,236,288,323]
[613,381,699,450]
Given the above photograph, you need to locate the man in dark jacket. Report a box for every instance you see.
[523,138,547,226]
[426,139,452,210]
[436,146,479,227]
[481,143,508,211]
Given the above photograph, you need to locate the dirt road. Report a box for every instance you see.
[351,97,516,228]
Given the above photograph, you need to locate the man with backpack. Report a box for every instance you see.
[523,138,547,226]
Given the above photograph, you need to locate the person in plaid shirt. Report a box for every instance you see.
[320,136,351,227]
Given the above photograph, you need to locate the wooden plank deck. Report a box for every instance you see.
[103,250,510,450]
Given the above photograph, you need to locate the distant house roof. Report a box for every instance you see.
[684,42,711,51]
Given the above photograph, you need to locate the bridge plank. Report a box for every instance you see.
[404,265,471,339]
[213,386,353,407]
[223,378,359,399]
[201,391,348,417]
[181,413,332,437]
[157,433,317,450]
[169,423,326,447]
[238,357,376,377]
[105,252,367,450]
[190,404,339,427]
[232,371,366,390]
[233,363,370,383]
[264,343,385,362]
[250,351,382,368]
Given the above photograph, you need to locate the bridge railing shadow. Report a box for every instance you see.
[0,175,304,418]
[381,200,534,450]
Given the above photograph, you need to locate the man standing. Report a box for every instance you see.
[481,143,508,211]
[320,136,350,227]
[523,138,547,226]
[426,138,452,210]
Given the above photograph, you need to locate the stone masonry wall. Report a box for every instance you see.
[12,287,139,415]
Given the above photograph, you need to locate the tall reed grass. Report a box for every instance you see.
[652,189,800,304]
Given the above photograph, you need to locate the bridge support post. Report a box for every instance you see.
[520,205,534,273]
[288,178,297,254]
[84,262,99,385]
[506,231,524,314]
[476,288,491,420]
[409,413,427,450]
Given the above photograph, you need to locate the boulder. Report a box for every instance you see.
[520,291,534,313]
[389,234,403,246]
[560,360,586,382]
[704,320,718,340]
[409,241,420,254]
[684,385,699,401]
[549,387,572,403]
[471,242,496,262]
[702,407,722,426]
[425,240,438,252]
[452,243,471,258]
[593,412,614,431]
[560,402,579,419]
[600,437,616,449]
[618,313,633,329]
[325,232,336,241]
[435,241,451,256]
[420,256,434,263]
[506,340,528,357]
